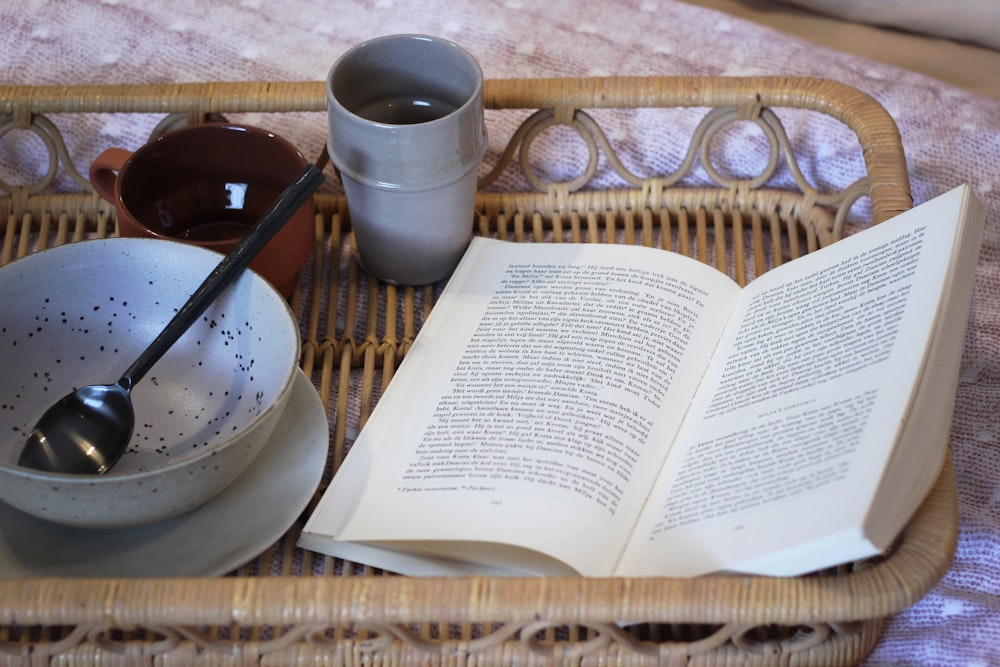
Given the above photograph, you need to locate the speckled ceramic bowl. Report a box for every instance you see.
[0,238,301,528]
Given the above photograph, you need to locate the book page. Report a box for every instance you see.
[617,187,971,577]
[301,238,741,576]
[860,185,984,547]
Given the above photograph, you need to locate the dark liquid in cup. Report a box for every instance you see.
[178,219,254,242]
[137,203,258,243]
[355,95,459,124]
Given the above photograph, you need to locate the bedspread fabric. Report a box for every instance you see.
[2,1,999,665]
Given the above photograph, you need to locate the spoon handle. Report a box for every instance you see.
[120,164,324,389]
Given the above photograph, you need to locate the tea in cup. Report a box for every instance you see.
[89,123,315,297]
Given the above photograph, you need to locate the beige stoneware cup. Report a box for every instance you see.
[327,34,487,285]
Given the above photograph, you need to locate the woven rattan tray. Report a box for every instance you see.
[0,77,956,665]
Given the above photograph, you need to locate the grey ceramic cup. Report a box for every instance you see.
[327,34,487,285]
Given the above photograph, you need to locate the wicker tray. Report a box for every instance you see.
[0,77,956,666]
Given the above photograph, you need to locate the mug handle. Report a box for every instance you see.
[89,148,133,202]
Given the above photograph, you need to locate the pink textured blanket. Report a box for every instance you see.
[3,1,999,664]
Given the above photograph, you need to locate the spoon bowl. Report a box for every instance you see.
[20,381,134,474]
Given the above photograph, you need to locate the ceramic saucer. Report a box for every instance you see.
[0,370,328,578]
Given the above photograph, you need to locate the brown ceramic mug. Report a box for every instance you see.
[89,123,314,298]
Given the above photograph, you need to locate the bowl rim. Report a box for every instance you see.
[0,236,302,483]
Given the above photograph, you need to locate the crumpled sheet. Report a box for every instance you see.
[2,1,999,664]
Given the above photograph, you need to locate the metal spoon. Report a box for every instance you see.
[18,164,324,475]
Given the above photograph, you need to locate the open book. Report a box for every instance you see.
[299,185,984,578]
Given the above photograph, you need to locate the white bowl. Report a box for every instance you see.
[0,238,301,528]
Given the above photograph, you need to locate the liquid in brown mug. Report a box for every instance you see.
[137,187,260,243]
[177,220,254,242]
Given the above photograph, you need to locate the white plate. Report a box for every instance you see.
[0,370,328,578]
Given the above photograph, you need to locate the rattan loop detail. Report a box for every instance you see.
[519,621,612,658]
[1,624,90,657]
[730,623,835,656]
[519,109,600,192]
[86,626,180,655]
[831,179,873,238]
[475,98,870,233]
[303,624,398,651]
[699,107,781,190]
[0,115,58,194]
[461,623,524,653]
[0,113,91,196]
